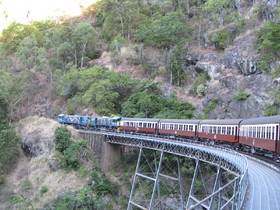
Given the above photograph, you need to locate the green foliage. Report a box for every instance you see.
[135,11,189,48]
[21,179,33,192]
[0,70,30,120]
[46,163,119,209]
[234,92,250,101]
[60,66,138,115]
[61,140,88,170]
[265,104,278,116]
[40,186,49,195]
[122,82,195,119]
[54,126,72,153]
[9,194,33,209]
[271,66,280,78]
[257,21,280,67]
[203,0,233,13]
[0,115,20,178]
[191,72,210,97]
[168,45,188,86]
[54,126,88,170]
[79,166,88,177]
[44,190,95,210]
[211,29,231,50]
[202,98,219,119]
[1,20,56,54]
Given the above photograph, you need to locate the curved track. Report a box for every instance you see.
[242,156,280,210]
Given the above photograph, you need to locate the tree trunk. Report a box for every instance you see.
[81,40,88,68]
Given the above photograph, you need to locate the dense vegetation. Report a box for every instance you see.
[0,113,20,183]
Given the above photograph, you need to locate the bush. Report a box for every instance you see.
[0,115,20,178]
[54,126,72,153]
[61,140,87,170]
[40,186,49,195]
[191,72,210,97]
[211,29,231,50]
[21,179,33,192]
[265,104,278,116]
[257,21,280,67]
[234,92,250,100]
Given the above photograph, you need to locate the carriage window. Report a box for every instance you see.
[257,127,261,138]
[261,126,265,139]
[202,126,205,132]
[143,123,147,127]
[174,124,178,130]
[217,127,221,134]
[267,126,271,139]
[227,127,231,135]
[189,125,193,131]
[139,123,142,127]
[272,126,275,140]
[222,127,226,134]
[213,126,217,133]
[179,125,183,130]
[162,124,165,129]
[170,124,174,130]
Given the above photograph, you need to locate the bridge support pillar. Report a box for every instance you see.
[102,142,121,172]
[80,132,121,172]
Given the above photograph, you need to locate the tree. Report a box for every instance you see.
[135,11,189,48]
[168,45,188,86]
[72,22,94,68]
[0,71,29,120]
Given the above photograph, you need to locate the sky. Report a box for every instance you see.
[0,0,97,32]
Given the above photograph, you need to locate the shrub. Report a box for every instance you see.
[265,104,278,116]
[61,140,88,170]
[257,21,280,67]
[234,92,250,100]
[191,72,210,97]
[211,29,231,50]
[0,116,20,178]
[40,186,49,195]
[54,126,72,153]
[21,179,33,192]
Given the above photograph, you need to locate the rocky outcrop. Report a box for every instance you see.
[185,17,277,119]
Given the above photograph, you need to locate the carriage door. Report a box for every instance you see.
[277,125,280,153]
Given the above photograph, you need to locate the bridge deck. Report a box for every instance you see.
[242,158,280,210]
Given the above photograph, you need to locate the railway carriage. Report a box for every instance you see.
[239,115,280,153]
[120,118,160,133]
[198,119,242,143]
[158,119,200,137]
[57,113,280,159]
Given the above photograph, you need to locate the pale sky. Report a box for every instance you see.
[0,0,97,32]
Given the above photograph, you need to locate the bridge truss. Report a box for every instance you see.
[104,133,248,210]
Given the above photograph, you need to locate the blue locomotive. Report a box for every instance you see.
[57,114,121,130]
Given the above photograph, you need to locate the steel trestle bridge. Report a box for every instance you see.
[80,130,280,210]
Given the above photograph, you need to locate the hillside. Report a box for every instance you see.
[0,0,279,121]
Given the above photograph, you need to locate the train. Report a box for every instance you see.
[57,114,280,160]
